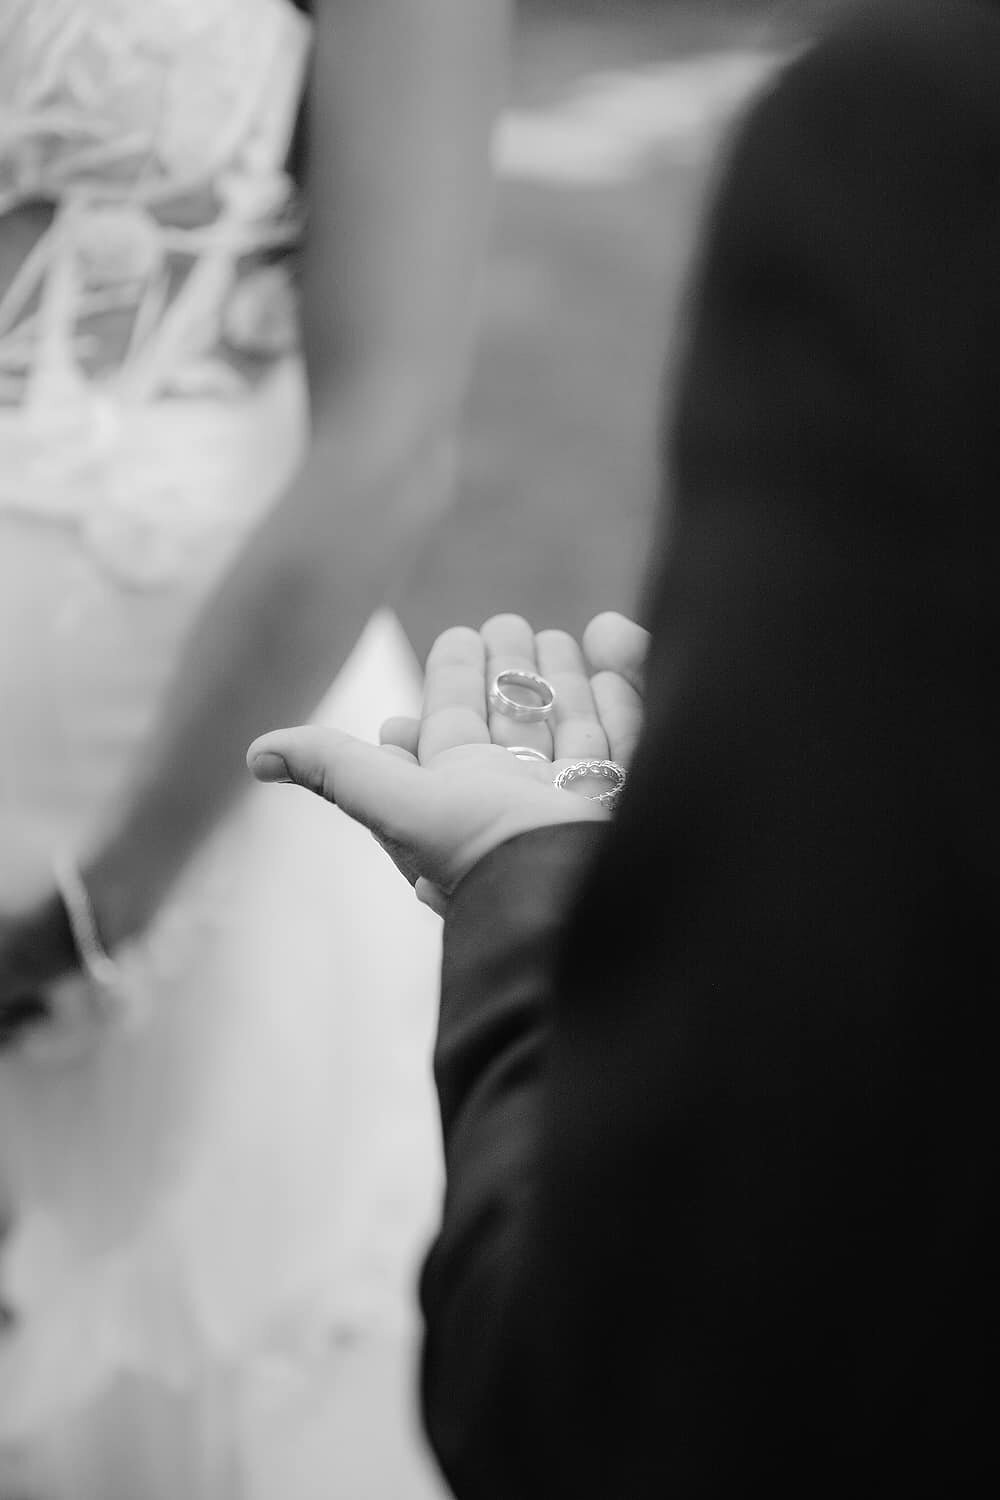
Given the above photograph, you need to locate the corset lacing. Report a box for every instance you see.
[0,0,310,584]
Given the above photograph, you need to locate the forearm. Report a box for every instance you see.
[85,411,447,949]
[91,0,510,943]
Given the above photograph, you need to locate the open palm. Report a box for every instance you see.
[248,611,649,914]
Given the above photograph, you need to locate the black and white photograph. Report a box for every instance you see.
[1,0,993,1494]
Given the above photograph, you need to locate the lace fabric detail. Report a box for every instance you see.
[0,0,311,585]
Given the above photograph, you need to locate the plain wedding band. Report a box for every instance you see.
[488,669,556,724]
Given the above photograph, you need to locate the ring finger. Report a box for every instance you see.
[534,629,609,762]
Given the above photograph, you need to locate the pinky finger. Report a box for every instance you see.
[590,670,644,768]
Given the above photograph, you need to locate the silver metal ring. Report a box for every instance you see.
[506,745,551,763]
[488,669,556,724]
[553,758,627,810]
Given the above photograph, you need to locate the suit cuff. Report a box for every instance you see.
[445,821,607,967]
[435,823,603,1123]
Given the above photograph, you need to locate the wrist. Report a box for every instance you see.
[457,801,609,892]
[10,888,78,991]
[1,860,142,1051]
[0,888,76,1047]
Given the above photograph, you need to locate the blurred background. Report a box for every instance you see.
[395,0,842,655]
[0,4,851,1495]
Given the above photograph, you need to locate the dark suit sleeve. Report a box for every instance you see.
[421,5,999,1497]
[420,821,607,1498]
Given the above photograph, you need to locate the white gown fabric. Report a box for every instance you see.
[0,2,445,1494]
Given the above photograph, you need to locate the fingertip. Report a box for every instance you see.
[247,731,288,777]
[246,732,271,769]
[247,725,354,791]
[582,610,628,647]
[426,625,483,668]
[534,627,577,655]
[379,714,421,756]
[249,750,291,783]
[480,611,533,638]
[583,612,650,675]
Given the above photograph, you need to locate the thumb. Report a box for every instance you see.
[247,726,429,843]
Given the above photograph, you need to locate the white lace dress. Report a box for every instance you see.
[0,3,445,1495]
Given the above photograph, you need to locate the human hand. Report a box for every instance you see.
[246,613,635,917]
[380,609,648,769]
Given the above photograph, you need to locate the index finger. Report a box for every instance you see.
[481,613,553,760]
[419,626,492,763]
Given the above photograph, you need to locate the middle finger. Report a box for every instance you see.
[481,613,553,760]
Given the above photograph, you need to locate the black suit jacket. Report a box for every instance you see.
[421,3,999,1495]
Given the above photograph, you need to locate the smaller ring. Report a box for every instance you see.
[488,669,556,724]
[507,745,550,763]
[554,758,627,810]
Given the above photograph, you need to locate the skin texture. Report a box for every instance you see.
[247,610,649,916]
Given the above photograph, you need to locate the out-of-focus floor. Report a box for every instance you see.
[395,3,790,657]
